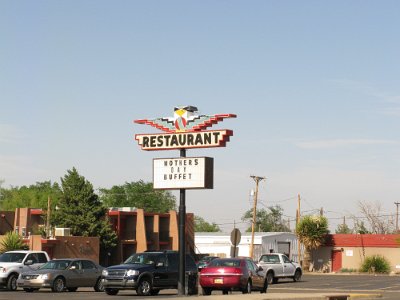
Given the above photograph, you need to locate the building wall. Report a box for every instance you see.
[195,233,298,260]
[313,234,400,273]
[11,207,194,266]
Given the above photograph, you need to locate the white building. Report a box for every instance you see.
[195,232,302,262]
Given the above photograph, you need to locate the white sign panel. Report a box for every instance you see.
[153,157,213,189]
[345,250,353,257]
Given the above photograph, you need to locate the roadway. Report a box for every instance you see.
[0,274,399,299]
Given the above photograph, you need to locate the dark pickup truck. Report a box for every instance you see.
[102,251,198,296]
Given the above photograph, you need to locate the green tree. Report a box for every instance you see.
[194,216,221,232]
[51,168,117,262]
[242,205,290,232]
[354,220,370,234]
[335,223,352,234]
[0,181,62,211]
[99,181,176,213]
[296,215,329,271]
[0,232,29,252]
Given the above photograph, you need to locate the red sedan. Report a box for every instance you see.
[199,257,268,295]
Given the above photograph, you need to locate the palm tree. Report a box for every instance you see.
[296,215,329,271]
[0,231,29,252]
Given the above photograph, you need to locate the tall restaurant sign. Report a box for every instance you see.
[135,106,236,150]
[134,105,236,296]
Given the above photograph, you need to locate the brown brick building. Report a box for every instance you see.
[0,207,194,266]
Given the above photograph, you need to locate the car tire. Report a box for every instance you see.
[6,274,18,291]
[202,287,212,295]
[266,272,274,285]
[67,287,78,292]
[242,280,252,294]
[293,269,302,282]
[137,278,152,296]
[105,288,119,295]
[52,277,66,292]
[94,277,104,292]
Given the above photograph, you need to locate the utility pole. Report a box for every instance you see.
[249,175,265,259]
[46,196,51,238]
[296,194,301,265]
[395,202,400,232]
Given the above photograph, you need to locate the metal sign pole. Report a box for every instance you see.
[178,148,186,296]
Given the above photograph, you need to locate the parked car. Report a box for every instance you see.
[199,257,268,295]
[196,256,218,271]
[258,253,302,284]
[17,258,104,292]
[0,250,50,291]
[102,251,198,296]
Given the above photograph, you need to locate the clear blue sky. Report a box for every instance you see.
[1,1,399,232]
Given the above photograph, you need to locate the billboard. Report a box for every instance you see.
[153,157,213,189]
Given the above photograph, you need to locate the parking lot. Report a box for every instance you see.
[0,274,399,300]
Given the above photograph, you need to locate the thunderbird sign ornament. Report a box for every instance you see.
[135,106,236,150]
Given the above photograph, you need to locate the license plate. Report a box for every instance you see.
[214,278,223,284]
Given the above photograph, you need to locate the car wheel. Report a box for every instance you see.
[105,288,119,295]
[202,287,212,295]
[242,280,252,294]
[67,287,78,292]
[293,269,302,282]
[52,277,66,292]
[24,288,39,292]
[260,279,268,293]
[94,277,104,292]
[266,272,274,285]
[137,278,152,296]
[6,274,18,291]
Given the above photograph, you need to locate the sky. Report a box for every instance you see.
[1,1,399,233]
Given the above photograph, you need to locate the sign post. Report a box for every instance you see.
[134,106,236,296]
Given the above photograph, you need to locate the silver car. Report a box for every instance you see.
[17,258,104,292]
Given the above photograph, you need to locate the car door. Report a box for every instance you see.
[81,260,100,287]
[22,253,41,273]
[152,254,170,287]
[245,259,264,289]
[282,255,296,277]
[268,254,284,277]
[166,253,179,286]
[68,260,84,287]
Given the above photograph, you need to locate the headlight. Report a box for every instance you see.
[102,270,108,276]
[39,274,49,280]
[126,270,139,276]
[0,267,6,273]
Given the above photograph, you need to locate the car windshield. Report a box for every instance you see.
[39,260,71,270]
[0,252,26,263]
[124,253,157,265]
[208,259,240,267]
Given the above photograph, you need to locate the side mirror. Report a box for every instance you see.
[156,262,164,267]
[25,260,34,266]
[257,266,264,272]
[70,265,77,270]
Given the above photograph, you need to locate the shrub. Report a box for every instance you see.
[0,231,29,252]
[340,268,358,273]
[360,255,390,274]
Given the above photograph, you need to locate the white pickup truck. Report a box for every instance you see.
[258,253,302,284]
[0,250,50,291]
